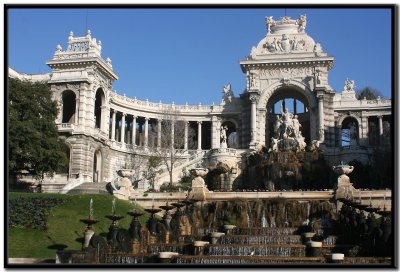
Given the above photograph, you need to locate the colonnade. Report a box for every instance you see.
[109,109,214,150]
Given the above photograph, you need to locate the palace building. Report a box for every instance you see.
[9,15,392,193]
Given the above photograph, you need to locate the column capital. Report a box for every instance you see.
[144,117,150,121]
[377,115,383,119]
[197,121,202,124]
[121,112,127,117]
[249,93,260,103]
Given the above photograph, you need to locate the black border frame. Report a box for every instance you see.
[3,3,398,269]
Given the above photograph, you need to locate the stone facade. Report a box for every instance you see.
[9,15,391,192]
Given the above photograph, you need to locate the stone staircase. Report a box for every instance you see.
[67,182,110,195]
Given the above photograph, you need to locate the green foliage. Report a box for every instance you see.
[356,87,383,100]
[159,182,191,192]
[8,193,149,258]
[8,78,68,180]
[9,196,67,230]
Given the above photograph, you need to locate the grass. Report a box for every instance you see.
[7,192,150,259]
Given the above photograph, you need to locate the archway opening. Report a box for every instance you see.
[266,88,310,147]
[93,149,102,182]
[221,121,237,148]
[61,90,76,123]
[341,117,359,147]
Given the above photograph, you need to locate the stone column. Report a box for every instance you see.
[157,119,162,148]
[121,113,126,144]
[144,117,149,147]
[211,117,221,149]
[336,124,342,147]
[184,121,189,150]
[197,121,202,150]
[100,105,108,132]
[111,110,116,141]
[317,94,324,142]
[132,115,137,146]
[378,115,383,145]
[78,84,87,126]
[249,94,259,145]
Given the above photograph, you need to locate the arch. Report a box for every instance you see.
[341,116,359,147]
[61,90,76,123]
[94,88,106,129]
[93,149,103,182]
[259,80,317,146]
[221,120,238,148]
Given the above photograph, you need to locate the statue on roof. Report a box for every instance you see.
[343,78,356,92]
[266,16,275,34]
[222,83,234,103]
[297,15,307,32]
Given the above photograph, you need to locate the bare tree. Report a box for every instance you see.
[154,108,194,186]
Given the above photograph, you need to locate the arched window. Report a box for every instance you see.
[61,90,76,123]
[94,88,105,129]
[341,117,359,147]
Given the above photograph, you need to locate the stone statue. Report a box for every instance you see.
[269,105,307,153]
[291,36,298,50]
[343,78,356,92]
[220,125,228,148]
[297,14,307,32]
[222,83,234,103]
[292,115,301,137]
[315,70,322,85]
[273,115,282,138]
[280,102,294,139]
[266,16,275,33]
[313,43,322,53]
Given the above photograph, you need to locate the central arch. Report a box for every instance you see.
[258,80,318,148]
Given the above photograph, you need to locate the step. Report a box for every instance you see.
[220,235,303,245]
[206,244,306,257]
[230,227,299,236]
[176,256,323,264]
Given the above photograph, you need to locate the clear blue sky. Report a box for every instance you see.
[8,7,392,104]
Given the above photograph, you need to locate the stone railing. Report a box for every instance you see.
[110,92,223,113]
[57,123,74,132]
[336,97,391,108]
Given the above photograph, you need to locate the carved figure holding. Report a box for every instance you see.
[297,14,307,32]
[266,16,275,33]
[220,125,228,144]
[270,137,279,153]
[222,83,234,103]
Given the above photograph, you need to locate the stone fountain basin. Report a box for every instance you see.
[302,232,315,239]
[332,165,354,175]
[331,253,345,260]
[158,252,179,259]
[210,232,225,238]
[193,241,210,247]
[223,225,236,230]
[307,241,323,248]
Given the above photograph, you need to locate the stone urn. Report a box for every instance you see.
[302,232,316,243]
[332,162,355,199]
[223,224,236,235]
[306,241,323,257]
[332,162,354,176]
[190,168,209,177]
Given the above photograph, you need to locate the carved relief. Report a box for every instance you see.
[259,67,314,79]
[264,34,306,53]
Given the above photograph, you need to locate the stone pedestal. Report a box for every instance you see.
[333,163,355,199]
[158,252,179,263]
[306,241,322,257]
[210,232,225,244]
[330,253,345,263]
[131,240,141,254]
[188,168,209,201]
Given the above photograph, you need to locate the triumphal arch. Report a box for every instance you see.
[9,15,391,193]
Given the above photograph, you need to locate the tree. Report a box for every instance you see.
[8,77,68,185]
[143,156,162,190]
[356,87,383,100]
[154,108,195,186]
